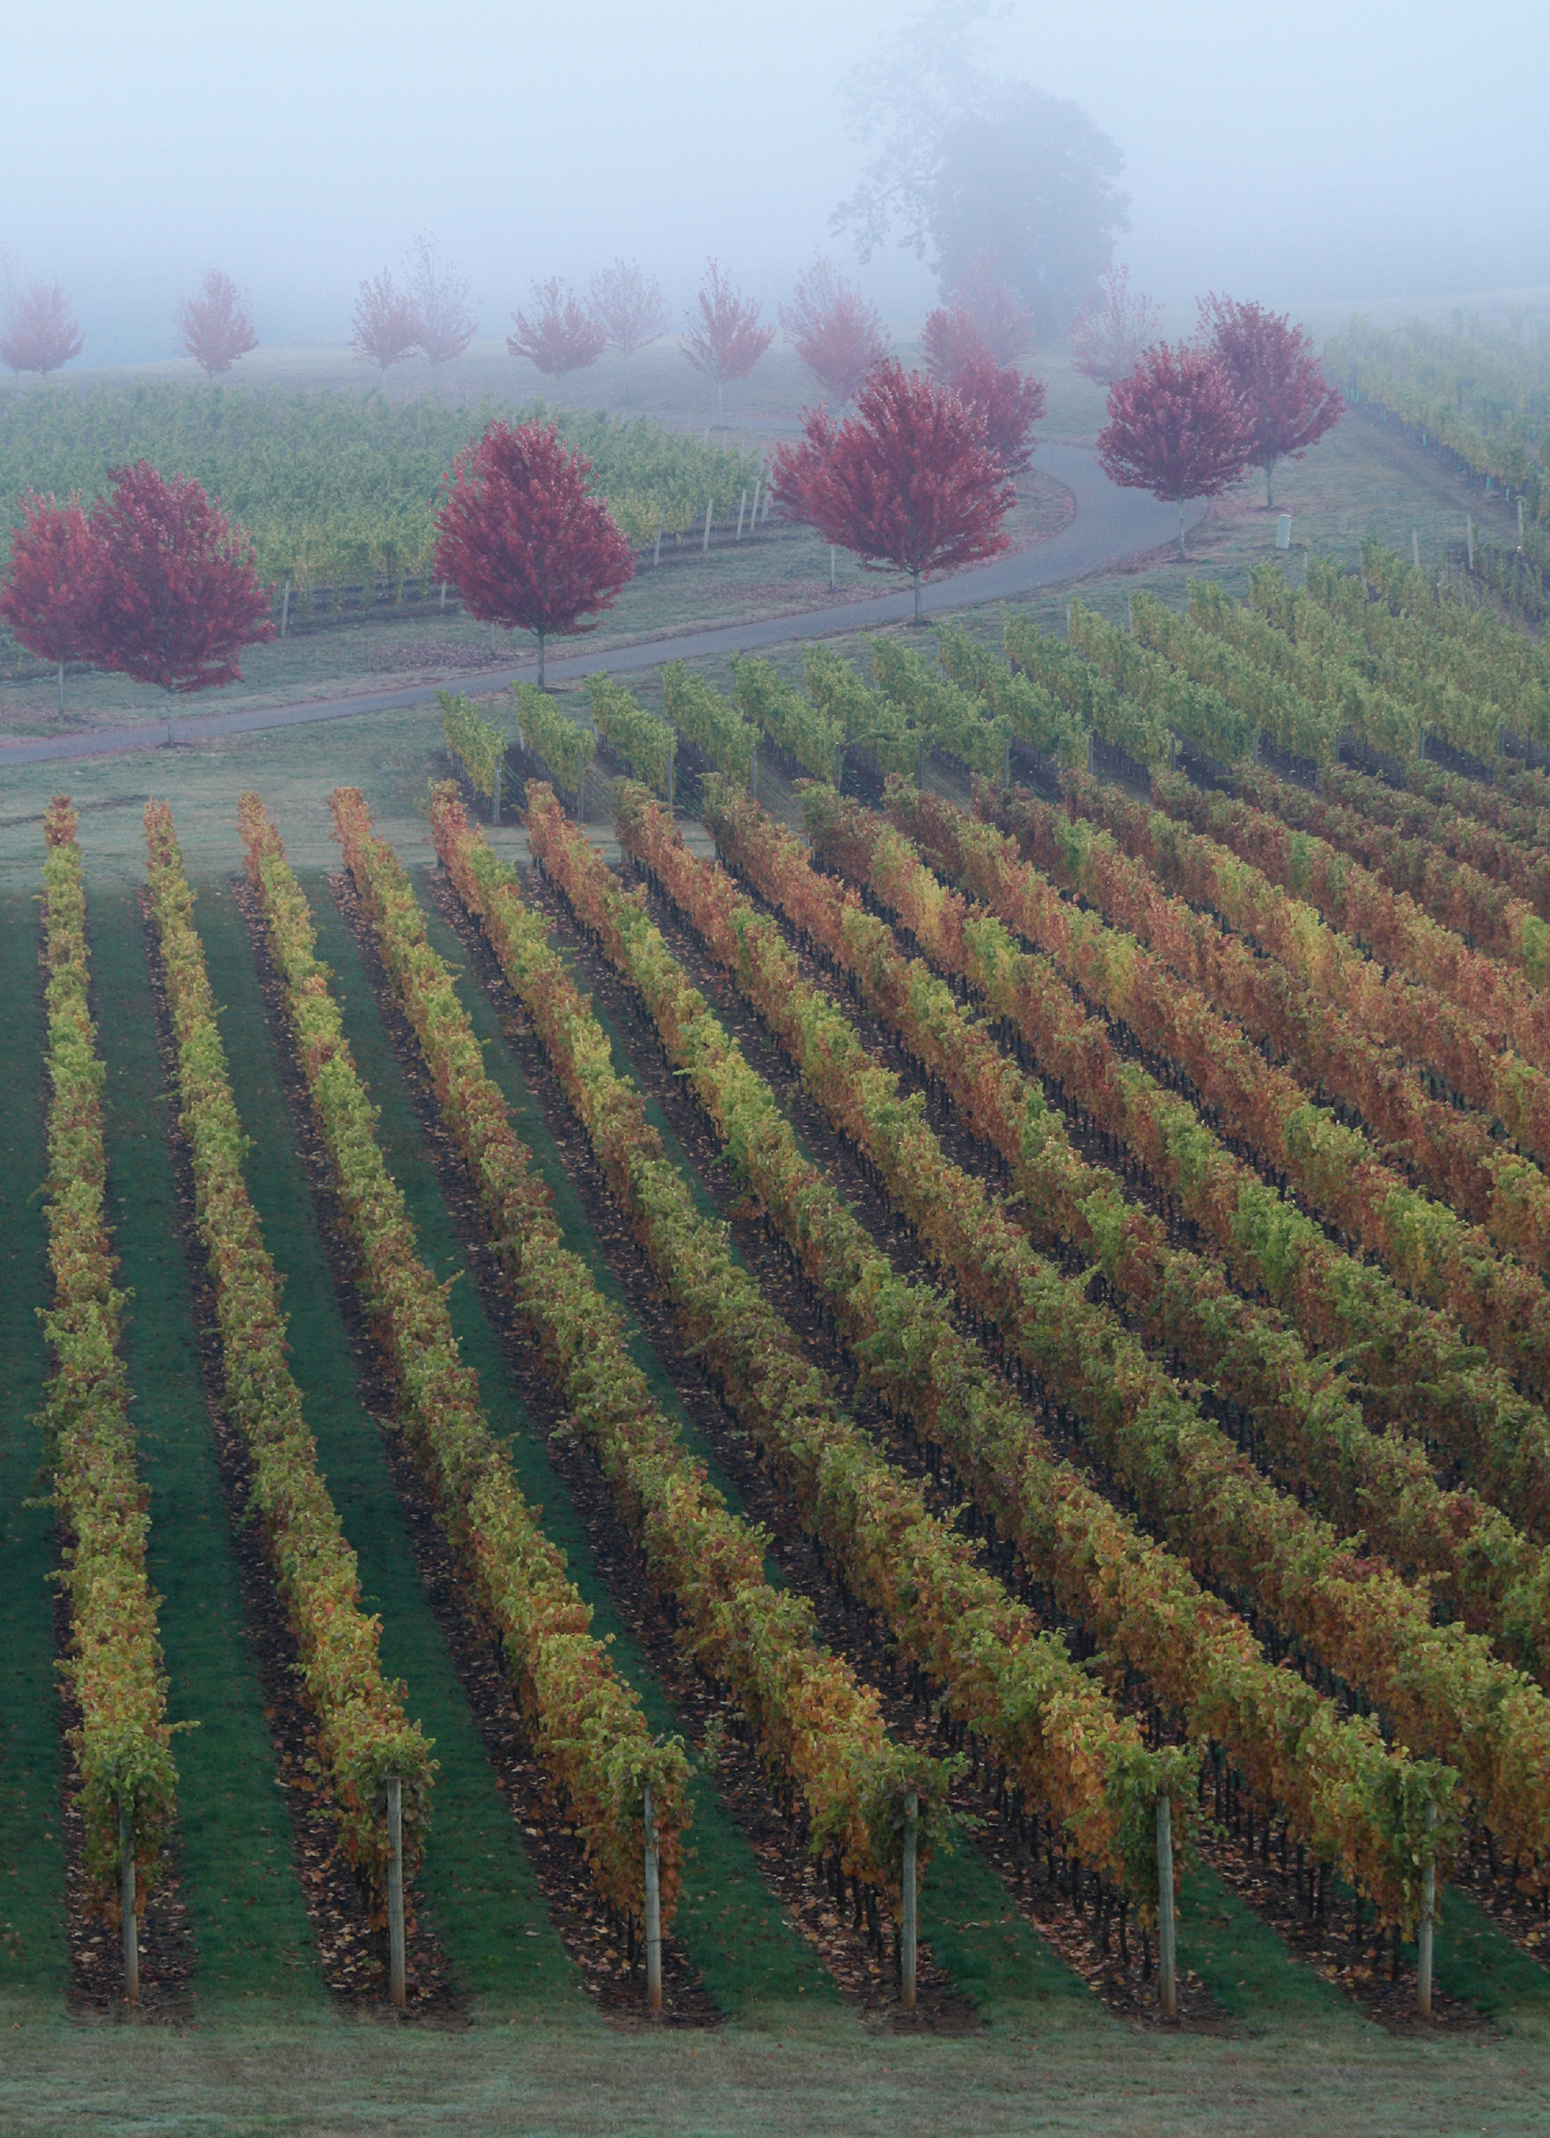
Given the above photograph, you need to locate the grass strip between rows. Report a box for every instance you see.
[0,888,69,1997]
[94,883,326,2001]
[607,777,1454,1935]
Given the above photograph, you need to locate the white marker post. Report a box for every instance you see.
[901,1792,918,2012]
[119,1799,139,2007]
[643,1786,663,2015]
[387,1777,406,2009]
[1276,514,1292,550]
[1156,1793,1177,2018]
[736,489,748,541]
[1417,1800,1437,2019]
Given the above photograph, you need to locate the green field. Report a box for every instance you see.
[8,332,1550,2137]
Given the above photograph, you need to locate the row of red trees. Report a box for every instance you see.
[0,269,259,380]
[0,294,1340,728]
[1097,298,1344,551]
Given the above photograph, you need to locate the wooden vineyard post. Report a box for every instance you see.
[492,759,501,828]
[119,1799,139,2007]
[750,742,758,805]
[643,1785,663,2015]
[917,736,926,790]
[736,489,748,541]
[280,579,291,640]
[901,1791,918,2013]
[666,737,676,812]
[387,1776,406,2009]
[653,521,663,568]
[1417,1800,1437,2019]
[1412,528,1421,571]
[1002,736,1011,790]
[1086,730,1096,778]
[1520,498,1527,552]
[1156,1792,1177,2018]
[702,499,713,555]
[1467,514,1475,570]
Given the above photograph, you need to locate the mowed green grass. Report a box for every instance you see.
[194,876,584,2014]
[0,891,68,1999]
[92,884,325,2007]
[301,875,841,2018]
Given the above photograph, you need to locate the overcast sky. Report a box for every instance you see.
[4,0,1547,363]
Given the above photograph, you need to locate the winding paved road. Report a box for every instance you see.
[0,444,1199,769]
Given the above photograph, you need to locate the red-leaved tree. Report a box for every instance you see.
[921,306,988,383]
[83,462,275,743]
[589,259,667,368]
[352,270,421,382]
[772,361,1014,622]
[1096,342,1251,558]
[1199,294,1344,506]
[406,231,477,372]
[681,260,774,418]
[1,281,85,377]
[1069,265,1162,384]
[946,251,1035,364]
[179,269,258,379]
[0,493,100,713]
[433,419,635,685]
[952,354,1046,476]
[780,260,888,407]
[507,278,607,375]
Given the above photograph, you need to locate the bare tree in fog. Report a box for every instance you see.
[406,231,477,375]
[832,0,1129,340]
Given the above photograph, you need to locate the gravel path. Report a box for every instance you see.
[0,445,1198,769]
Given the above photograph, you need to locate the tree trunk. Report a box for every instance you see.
[900,1792,918,2011]
[643,1786,662,2014]
[1264,459,1277,508]
[166,690,175,747]
[119,1800,139,2006]
[537,630,546,689]
[1156,1792,1177,2017]
[57,662,64,715]
[912,569,923,624]
[386,1777,406,2008]
[1177,501,1188,562]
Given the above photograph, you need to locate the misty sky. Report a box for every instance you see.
[5,0,1547,364]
